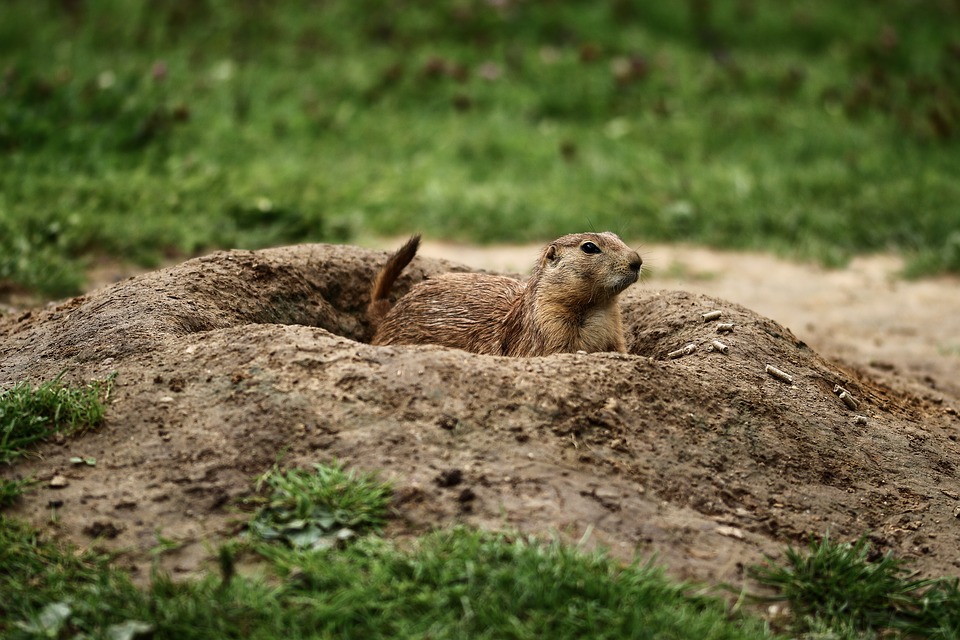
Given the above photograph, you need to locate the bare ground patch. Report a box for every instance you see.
[2,242,958,585]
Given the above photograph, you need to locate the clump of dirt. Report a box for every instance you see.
[1,242,958,585]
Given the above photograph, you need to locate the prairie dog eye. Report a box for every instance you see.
[580,242,601,254]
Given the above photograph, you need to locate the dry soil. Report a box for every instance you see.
[1,239,958,587]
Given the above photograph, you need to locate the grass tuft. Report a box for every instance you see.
[0,372,114,466]
[0,515,137,637]
[0,477,36,509]
[750,533,960,637]
[249,462,392,549]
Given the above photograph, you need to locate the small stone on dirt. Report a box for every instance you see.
[716,525,746,540]
[49,475,69,488]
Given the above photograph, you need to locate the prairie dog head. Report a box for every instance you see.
[535,232,642,307]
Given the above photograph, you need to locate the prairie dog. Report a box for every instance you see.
[369,232,641,357]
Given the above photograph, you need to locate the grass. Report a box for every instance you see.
[0,519,771,640]
[252,528,767,640]
[4,457,960,638]
[4,4,957,626]
[1,1,959,298]
[0,477,35,510]
[248,462,392,550]
[0,372,114,465]
[0,461,769,639]
[0,372,114,505]
[750,534,960,638]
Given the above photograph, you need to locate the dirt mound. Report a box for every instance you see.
[2,243,958,585]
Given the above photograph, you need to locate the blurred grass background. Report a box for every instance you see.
[1,0,958,298]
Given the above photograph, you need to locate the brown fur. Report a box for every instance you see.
[368,232,642,357]
[368,234,421,327]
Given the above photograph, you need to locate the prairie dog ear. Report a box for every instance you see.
[544,244,559,264]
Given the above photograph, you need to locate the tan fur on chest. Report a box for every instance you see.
[529,300,625,355]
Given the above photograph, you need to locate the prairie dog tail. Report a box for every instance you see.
[368,234,421,327]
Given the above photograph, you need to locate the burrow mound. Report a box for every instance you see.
[1,243,958,584]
